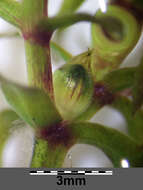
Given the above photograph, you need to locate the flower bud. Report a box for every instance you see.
[53,64,94,120]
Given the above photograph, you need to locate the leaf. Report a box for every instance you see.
[50,41,72,62]
[31,138,68,167]
[132,57,143,112]
[58,0,86,15]
[103,67,136,92]
[0,75,62,129]
[37,13,102,32]
[111,96,143,144]
[0,0,22,28]
[70,121,143,167]
[91,5,141,66]
[0,109,19,165]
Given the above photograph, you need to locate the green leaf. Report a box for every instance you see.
[0,109,19,166]
[103,67,136,92]
[58,0,86,15]
[132,57,143,112]
[37,13,103,32]
[70,121,143,167]
[0,75,62,128]
[111,96,143,144]
[0,0,22,28]
[91,5,141,66]
[50,41,72,62]
[31,138,68,168]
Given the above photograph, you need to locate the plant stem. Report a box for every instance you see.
[24,41,54,100]
[31,138,68,167]
[44,0,48,17]
[23,0,54,100]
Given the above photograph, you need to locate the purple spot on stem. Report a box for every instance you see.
[94,83,115,106]
[38,121,74,148]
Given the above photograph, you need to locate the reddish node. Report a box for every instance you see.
[94,83,115,106]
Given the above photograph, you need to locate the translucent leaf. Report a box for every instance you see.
[70,121,143,167]
[0,75,62,128]
[0,109,19,165]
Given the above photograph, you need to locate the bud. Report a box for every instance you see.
[68,49,117,82]
[53,64,94,120]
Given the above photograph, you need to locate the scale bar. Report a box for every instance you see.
[30,170,113,176]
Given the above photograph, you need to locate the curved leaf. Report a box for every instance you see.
[111,96,143,144]
[103,67,136,92]
[0,109,19,165]
[70,121,143,167]
[91,5,141,66]
[37,13,102,32]
[0,75,62,129]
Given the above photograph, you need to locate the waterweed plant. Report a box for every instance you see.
[0,0,143,167]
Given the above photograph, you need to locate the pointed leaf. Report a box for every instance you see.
[50,41,72,62]
[103,67,136,92]
[111,96,143,144]
[0,75,62,128]
[0,109,19,165]
[0,0,22,28]
[132,57,143,112]
[70,121,143,167]
[58,0,86,15]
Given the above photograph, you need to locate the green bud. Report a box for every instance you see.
[53,64,94,120]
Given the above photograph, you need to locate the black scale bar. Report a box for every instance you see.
[30,170,113,176]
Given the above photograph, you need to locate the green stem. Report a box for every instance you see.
[31,138,68,167]
[37,13,104,32]
[23,0,54,100]
[24,41,54,100]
